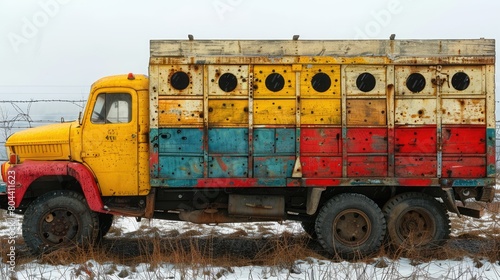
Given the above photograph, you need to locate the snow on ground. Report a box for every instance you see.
[2,206,500,279]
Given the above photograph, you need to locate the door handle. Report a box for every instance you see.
[131,134,136,138]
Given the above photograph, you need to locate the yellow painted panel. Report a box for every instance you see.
[441,98,485,124]
[345,65,386,96]
[208,100,249,125]
[158,99,203,125]
[301,99,341,125]
[395,99,437,125]
[208,65,249,96]
[347,99,387,125]
[158,65,203,96]
[254,99,296,125]
[300,65,341,97]
[254,65,295,97]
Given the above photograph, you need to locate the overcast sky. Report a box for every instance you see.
[0,0,498,121]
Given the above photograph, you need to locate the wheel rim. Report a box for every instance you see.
[332,209,372,246]
[396,208,435,246]
[40,209,80,245]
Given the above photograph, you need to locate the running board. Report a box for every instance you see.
[457,206,483,218]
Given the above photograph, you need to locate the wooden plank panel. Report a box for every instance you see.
[254,65,295,97]
[208,65,249,96]
[345,65,386,95]
[208,128,248,154]
[300,65,341,97]
[301,157,342,177]
[346,128,388,153]
[158,99,203,125]
[254,156,295,178]
[440,66,483,95]
[442,157,486,178]
[442,127,486,154]
[347,156,387,177]
[209,156,248,177]
[158,65,203,95]
[395,66,435,96]
[151,39,495,58]
[300,128,342,154]
[395,99,436,125]
[208,99,249,125]
[159,156,204,178]
[254,99,296,125]
[395,126,436,154]
[346,99,387,125]
[158,128,203,154]
[395,156,437,177]
[301,99,341,125]
[441,98,486,124]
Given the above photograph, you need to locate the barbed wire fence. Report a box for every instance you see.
[0,99,86,161]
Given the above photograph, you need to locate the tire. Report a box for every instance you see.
[97,213,114,239]
[300,220,318,239]
[315,193,386,259]
[22,190,99,254]
[382,192,450,250]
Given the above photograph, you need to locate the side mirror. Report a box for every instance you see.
[78,111,82,125]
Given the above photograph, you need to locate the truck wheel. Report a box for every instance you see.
[97,213,114,239]
[382,192,450,249]
[22,190,99,254]
[315,193,386,259]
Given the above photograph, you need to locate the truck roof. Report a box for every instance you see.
[150,39,495,60]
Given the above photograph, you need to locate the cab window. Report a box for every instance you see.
[91,93,132,124]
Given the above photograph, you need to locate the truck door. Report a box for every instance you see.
[82,89,139,196]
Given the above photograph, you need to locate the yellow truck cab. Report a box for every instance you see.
[0,39,496,259]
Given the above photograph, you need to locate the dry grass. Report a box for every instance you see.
[2,205,500,279]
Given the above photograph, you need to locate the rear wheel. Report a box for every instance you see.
[300,220,317,239]
[315,193,386,259]
[382,192,450,249]
[22,190,99,254]
[97,213,114,239]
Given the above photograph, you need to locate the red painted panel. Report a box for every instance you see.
[442,157,486,178]
[395,126,436,154]
[348,156,387,177]
[395,156,437,177]
[9,161,105,213]
[346,128,388,153]
[442,126,486,154]
[300,128,341,154]
[301,156,342,177]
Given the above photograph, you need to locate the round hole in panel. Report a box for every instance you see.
[218,73,238,92]
[451,72,470,91]
[356,72,376,92]
[265,73,285,92]
[311,72,331,92]
[170,71,190,90]
[406,73,426,93]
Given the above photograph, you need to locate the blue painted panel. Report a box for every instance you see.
[209,156,248,177]
[254,129,275,154]
[254,128,295,154]
[276,128,295,153]
[254,156,295,177]
[150,128,160,178]
[159,156,204,179]
[209,128,248,154]
[158,128,203,154]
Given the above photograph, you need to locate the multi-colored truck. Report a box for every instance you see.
[1,38,496,258]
